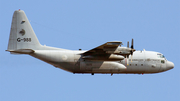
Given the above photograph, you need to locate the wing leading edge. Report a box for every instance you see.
[81,41,124,61]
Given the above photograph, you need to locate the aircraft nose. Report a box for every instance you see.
[166,61,174,70]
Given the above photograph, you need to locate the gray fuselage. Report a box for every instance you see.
[30,50,174,74]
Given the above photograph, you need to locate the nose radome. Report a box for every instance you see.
[166,61,174,70]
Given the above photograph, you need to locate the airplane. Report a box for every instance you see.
[6,10,174,75]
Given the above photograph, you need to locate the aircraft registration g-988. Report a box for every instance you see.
[6,10,174,75]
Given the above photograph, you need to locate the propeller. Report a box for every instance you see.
[126,39,136,65]
[127,41,130,65]
[130,39,136,62]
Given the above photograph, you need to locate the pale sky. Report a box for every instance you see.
[0,0,180,101]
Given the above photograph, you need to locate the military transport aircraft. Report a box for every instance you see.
[6,10,174,75]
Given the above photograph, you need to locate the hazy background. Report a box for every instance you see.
[1,0,179,101]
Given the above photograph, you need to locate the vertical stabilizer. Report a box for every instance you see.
[7,10,41,52]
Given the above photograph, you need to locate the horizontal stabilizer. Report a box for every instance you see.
[6,49,34,54]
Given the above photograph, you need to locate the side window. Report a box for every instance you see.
[161,60,165,64]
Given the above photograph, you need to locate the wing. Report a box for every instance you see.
[81,41,122,56]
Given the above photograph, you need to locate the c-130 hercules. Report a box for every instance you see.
[6,10,174,75]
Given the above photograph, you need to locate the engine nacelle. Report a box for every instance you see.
[99,62,127,70]
[114,47,131,55]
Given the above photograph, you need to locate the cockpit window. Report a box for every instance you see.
[157,54,165,58]
[161,60,165,64]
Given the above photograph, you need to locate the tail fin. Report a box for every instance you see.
[7,10,41,54]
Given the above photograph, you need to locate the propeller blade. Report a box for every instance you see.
[126,55,129,65]
[127,58,129,65]
[127,41,129,48]
[131,55,133,62]
[130,39,135,62]
[131,38,134,49]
